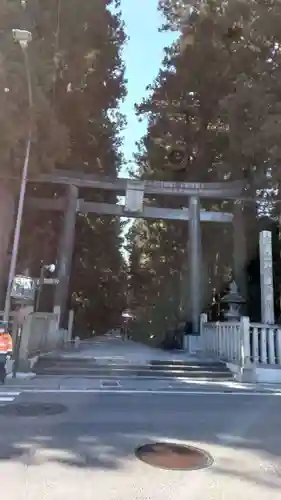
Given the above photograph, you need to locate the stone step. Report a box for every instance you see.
[149,359,225,367]
[39,356,223,366]
[35,372,233,381]
[35,362,230,373]
[36,358,226,369]
[34,367,233,379]
[34,354,234,380]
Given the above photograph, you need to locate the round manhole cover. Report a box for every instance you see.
[135,442,213,470]
[0,403,67,417]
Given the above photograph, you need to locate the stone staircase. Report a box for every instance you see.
[33,356,233,381]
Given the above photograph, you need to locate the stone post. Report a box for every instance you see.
[13,305,34,373]
[68,309,74,342]
[259,230,275,324]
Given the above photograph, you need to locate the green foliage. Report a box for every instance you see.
[0,0,69,176]
[128,0,281,329]
[139,0,281,186]
[15,0,128,332]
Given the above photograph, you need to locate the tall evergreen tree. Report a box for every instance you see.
[0,0,69,301]
[128,0,281,331]
[4,0,128,332]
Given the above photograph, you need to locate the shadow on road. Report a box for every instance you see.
[0,392,280,491]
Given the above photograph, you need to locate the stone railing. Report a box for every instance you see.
[200,313,281,367]
[200,314,244,364]
[249,323,281,365]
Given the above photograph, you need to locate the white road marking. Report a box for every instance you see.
[0,392,20,396]
[0,391,20,404]
[10,388,281,396]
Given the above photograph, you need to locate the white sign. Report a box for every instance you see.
[124,181,144,212]
[35,278,59,285]
[43,278,59,285]
[259,231,275,324]
[11,275,36,302]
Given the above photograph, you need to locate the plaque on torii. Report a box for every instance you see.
[124,181,145,212]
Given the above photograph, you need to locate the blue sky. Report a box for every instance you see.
[120,0,177,174]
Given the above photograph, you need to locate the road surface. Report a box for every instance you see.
[0,389,281,499]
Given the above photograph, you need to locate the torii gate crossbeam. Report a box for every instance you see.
[26,174,247,340]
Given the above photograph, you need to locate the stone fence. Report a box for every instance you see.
[200,313,281,382]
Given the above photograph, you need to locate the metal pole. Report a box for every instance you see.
[35,265,45,312]
[12,324,22,378]
[188,195,202,335]
[3,46,32,323]
[54,185,78,322]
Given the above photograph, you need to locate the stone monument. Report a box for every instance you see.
[259,230,275,324]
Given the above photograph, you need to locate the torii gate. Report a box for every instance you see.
[26,171,247,335]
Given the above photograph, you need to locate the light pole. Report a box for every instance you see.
[3,29,33,323]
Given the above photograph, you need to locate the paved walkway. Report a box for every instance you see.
[45,336,199,365]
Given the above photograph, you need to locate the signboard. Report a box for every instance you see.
[259,231,275,324]
[11,275,36,302]
[34,278,59,285]
[42,278,59,285]
[124,181,144,212]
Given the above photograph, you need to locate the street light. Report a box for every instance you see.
[3,28,33,323]
[121,310,134,340]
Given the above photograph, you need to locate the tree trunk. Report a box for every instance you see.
[0,181,16,306]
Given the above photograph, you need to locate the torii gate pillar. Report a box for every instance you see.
[188,195,202,336]
[54,185,78,323]
[233,202,247,301]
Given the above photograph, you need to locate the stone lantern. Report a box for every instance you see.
[221,280,245,322]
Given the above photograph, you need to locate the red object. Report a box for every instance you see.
[0,333,13,353]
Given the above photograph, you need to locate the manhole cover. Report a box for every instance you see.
[135,442,213,470]
[0,403,67,417]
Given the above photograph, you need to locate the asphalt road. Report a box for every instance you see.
[0,391,281,500]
